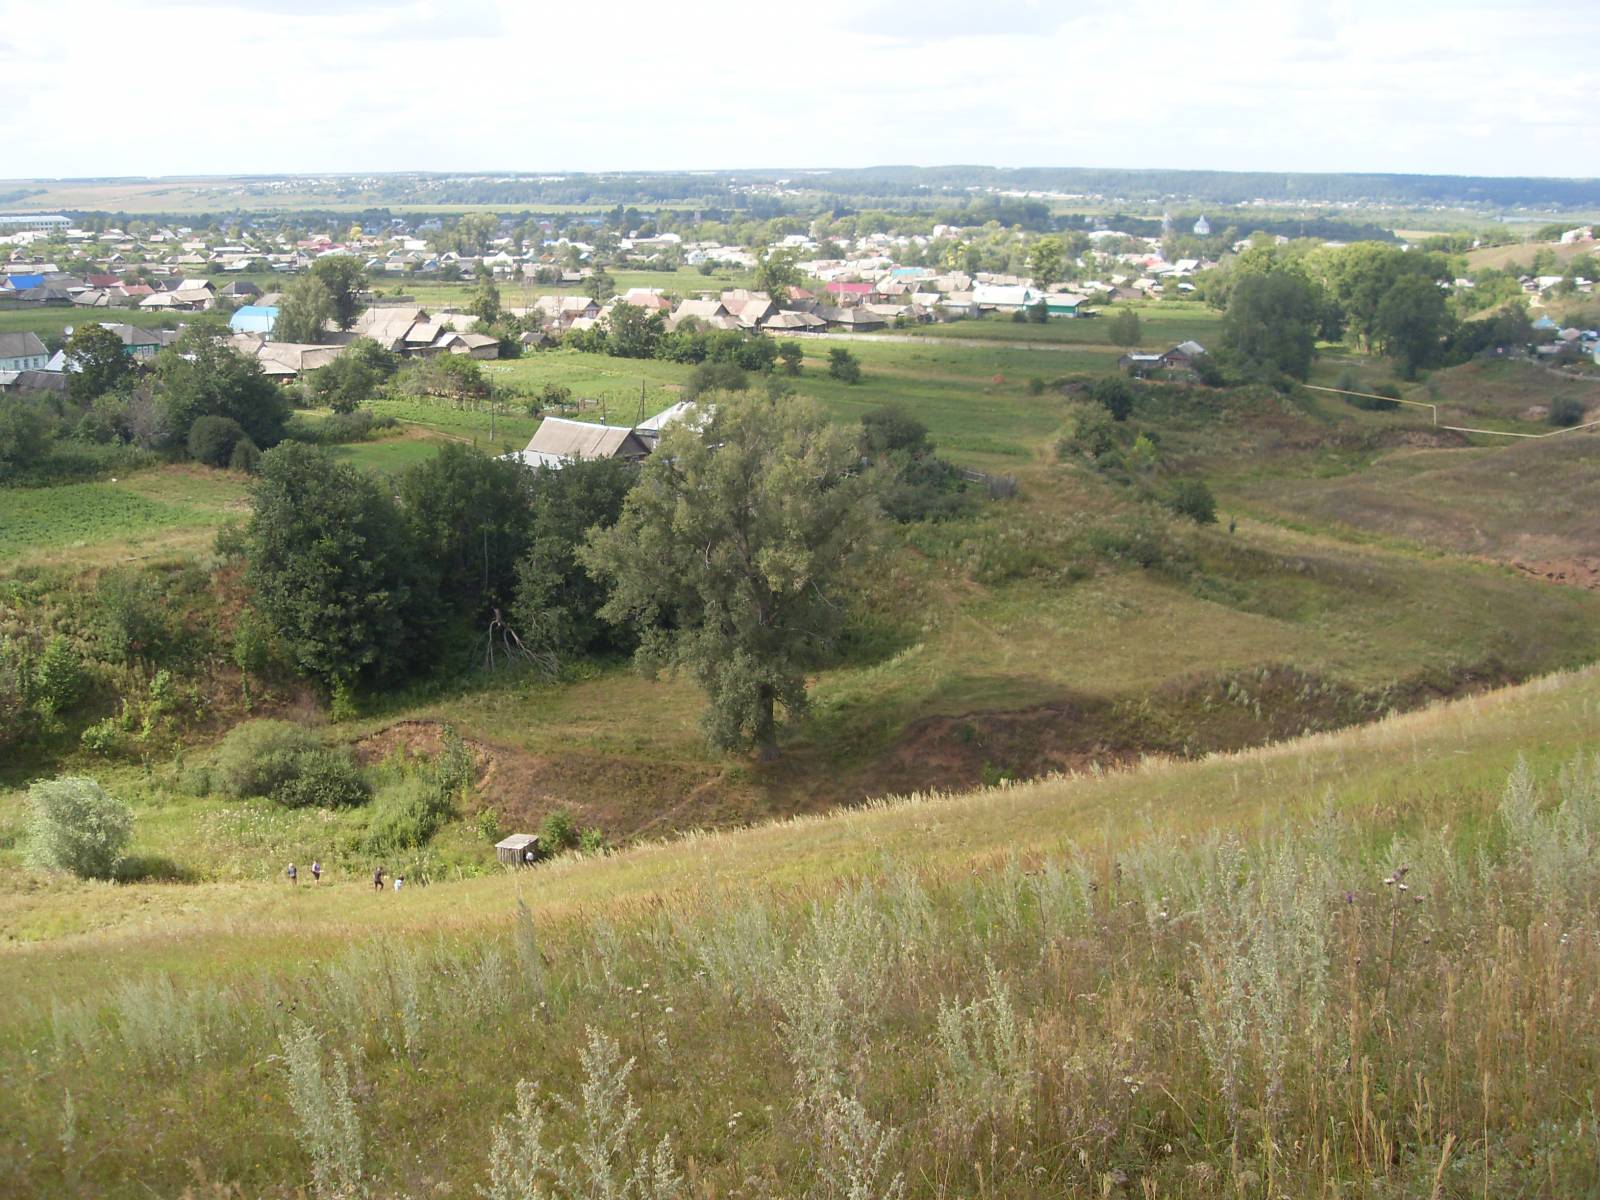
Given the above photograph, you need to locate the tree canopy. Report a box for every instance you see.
[275,274,335,344]
[582,394,873,757]
[244,442,433,691]
[65,324,133,403]
[1219,271,1325,381]
[310,255,368,331]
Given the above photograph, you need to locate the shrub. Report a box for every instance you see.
[827,347,863,384]
[213,720,321,798]
[229,438,262,473]
[1165,478,1218,525]
[1055,402,1117,461]
[539,808,581,853]
[187,415,247,467]
[272,748,370,809]
[32,635,87,719]
[685,360,748,398]
[26,776,132,879]
[93,569,180,665]
[364,775,454,851]
[1089,375,1135,421]
[1549,395,1584,427]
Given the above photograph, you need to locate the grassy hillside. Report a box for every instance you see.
[4,667,1600,1197]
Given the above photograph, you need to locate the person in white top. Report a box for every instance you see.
[394,875,404,892]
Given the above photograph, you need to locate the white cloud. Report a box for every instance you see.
[0,0,1594,178]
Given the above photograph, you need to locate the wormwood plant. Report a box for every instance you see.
[480,1027,682,1200]
[933,959,1036,1136]
[279,1023,364,1200]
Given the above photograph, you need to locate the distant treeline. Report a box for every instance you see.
[28,167,1600,221]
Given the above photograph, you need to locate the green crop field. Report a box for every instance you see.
[900,301,1222,349]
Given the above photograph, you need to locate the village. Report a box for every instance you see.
[5,207,1597,410]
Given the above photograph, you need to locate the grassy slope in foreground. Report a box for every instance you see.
[4,667,1600,1197]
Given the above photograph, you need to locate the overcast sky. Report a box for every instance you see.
[3,0,1595,179]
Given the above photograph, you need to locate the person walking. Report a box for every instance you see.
[286,862,298,886]
[393,875,404,893]
[373,865,386,891]
[310,860,322,884]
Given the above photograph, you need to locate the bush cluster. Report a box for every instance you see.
[213,720,369,809]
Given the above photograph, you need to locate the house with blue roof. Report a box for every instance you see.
[229,305,279,336]
[5,274,46,292]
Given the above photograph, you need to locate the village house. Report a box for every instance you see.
[503,417,651,470]
[0,331,49,372]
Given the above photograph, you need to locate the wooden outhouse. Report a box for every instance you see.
[495,833,540,867]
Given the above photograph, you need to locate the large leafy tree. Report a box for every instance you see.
[1219,271,1325,381]
[274,274,335,344]
[604,302,664,359]
[468,273,502,324]
[65,324,133,402]
[754,247,803,305]
[1325,243,1449,350]
[245,443,434,691]
[397,442,533,616]
[155,328,288,447]
[513,458,638,666]
[582,394,873,758]
[1026,236,1066,287]
[310,255,368,331]
[1375,274,1454,378]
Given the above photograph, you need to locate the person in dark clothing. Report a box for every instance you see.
[286,863,298,885]
[373,866,386,891]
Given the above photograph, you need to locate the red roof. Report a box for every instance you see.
[87,274,121,287]
[825,281,873,296]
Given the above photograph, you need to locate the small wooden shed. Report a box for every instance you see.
[496,833,541,867]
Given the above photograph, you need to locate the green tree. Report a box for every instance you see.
[469,273,502,324]
[1326,243,1449,350]
[1375,274,1453,378]
[512,458,638,666]
[313,338,395,414]
[0,397,53,479]
[827,347,862,384]
[777,341,804,375]
[1107,307,1142,347]
[65,324,133,403]
[310,255,368,331]
[755,247,803,305]
[245,442,434,690]
[582,394,872,758]
[1027,237,1066,287]
[26,776,131,880]
[155,328,288,448]
[274,274,335,344]
[397,442,533,616]
[586,268,617,302]
[1220,271,1323,380]
[604,303,664,359]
